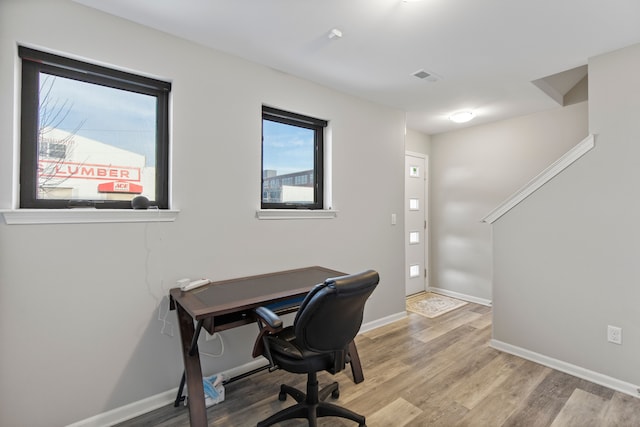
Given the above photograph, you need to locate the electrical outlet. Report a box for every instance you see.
[607,325,622,345]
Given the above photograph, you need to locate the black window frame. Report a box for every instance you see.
[18,46,171,209]
[261,106,327,210]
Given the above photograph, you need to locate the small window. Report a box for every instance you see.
[19,47,171,209]
[409,264,421,278]
[39,140,67,159]
[261,106,327,210]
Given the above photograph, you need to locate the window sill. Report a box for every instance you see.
[256,209,338,220]
[1,209,180,225]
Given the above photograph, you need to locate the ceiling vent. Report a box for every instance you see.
[412,69,440,82]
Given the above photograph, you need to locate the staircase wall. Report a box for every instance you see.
[492,42,640,391]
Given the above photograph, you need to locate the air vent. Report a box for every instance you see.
[412,69,440,82]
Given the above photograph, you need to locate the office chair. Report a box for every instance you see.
[252,269,379,427]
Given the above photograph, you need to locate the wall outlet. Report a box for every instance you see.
[607,325,622,345]
[205,331,218,341]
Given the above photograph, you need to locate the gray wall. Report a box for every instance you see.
[0,1,406,426]
[429,102,588,301]
[492,42,640,387]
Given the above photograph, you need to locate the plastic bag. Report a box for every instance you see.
[203,374,225,407]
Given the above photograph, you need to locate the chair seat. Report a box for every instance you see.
[266,327,339,374]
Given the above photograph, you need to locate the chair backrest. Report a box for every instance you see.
[293,269,379,354]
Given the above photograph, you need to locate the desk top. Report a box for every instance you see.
[169,266,345,321]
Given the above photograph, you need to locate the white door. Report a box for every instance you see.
[405,153,427,296]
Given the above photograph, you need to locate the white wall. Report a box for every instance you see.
[492,42,640,390]
[405,127,431,155]
[0,1,406,426]
[429,102,588,301]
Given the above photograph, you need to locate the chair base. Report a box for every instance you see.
[257,374,366,427]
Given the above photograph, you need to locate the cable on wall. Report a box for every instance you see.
[200,333,225,358]
[144,221,174,337]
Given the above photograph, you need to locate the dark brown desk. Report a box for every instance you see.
[169,266,365,427]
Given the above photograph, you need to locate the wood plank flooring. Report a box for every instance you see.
[115,302,640,426]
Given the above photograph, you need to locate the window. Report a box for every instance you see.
[39,140,67,159]
[261,106,327,210]
[19,47,171,209]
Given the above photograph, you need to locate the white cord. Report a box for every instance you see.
[158,297,174,337]
[144,222,174,337]
[200,332,225,358]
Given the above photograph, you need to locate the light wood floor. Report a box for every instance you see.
[116,302,640,426]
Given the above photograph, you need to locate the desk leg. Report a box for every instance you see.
[348,341,364,384]
[176,303,207,427]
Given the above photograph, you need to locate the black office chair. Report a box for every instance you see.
[252,269,379,427]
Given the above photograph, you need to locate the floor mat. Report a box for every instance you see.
[406,292,468,318]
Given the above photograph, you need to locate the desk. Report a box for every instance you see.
[169,266,365,427]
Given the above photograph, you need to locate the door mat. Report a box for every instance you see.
[406,292,468,318]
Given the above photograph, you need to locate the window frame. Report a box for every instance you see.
[18,46,171,209]
[261,106,327,210]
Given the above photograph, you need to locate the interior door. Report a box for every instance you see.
[405,152,427,296]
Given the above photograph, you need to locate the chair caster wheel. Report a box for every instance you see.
[278,391,287,401]
[331,388,340,399]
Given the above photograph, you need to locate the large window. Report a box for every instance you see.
[19,47,171,209]
[261,106,327,210]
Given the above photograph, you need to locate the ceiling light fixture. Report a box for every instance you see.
[328,28,343,39]
[449,111,476,123]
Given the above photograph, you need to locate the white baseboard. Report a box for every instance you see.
[359,311,406,334]
[66,388,179,427]
[67,312,406,427]
[428,286,492,307]
[491,339,640,399]
[218,358,270,381]
[66,358,269,427]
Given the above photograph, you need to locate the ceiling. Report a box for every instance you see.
[75,0,640,135]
